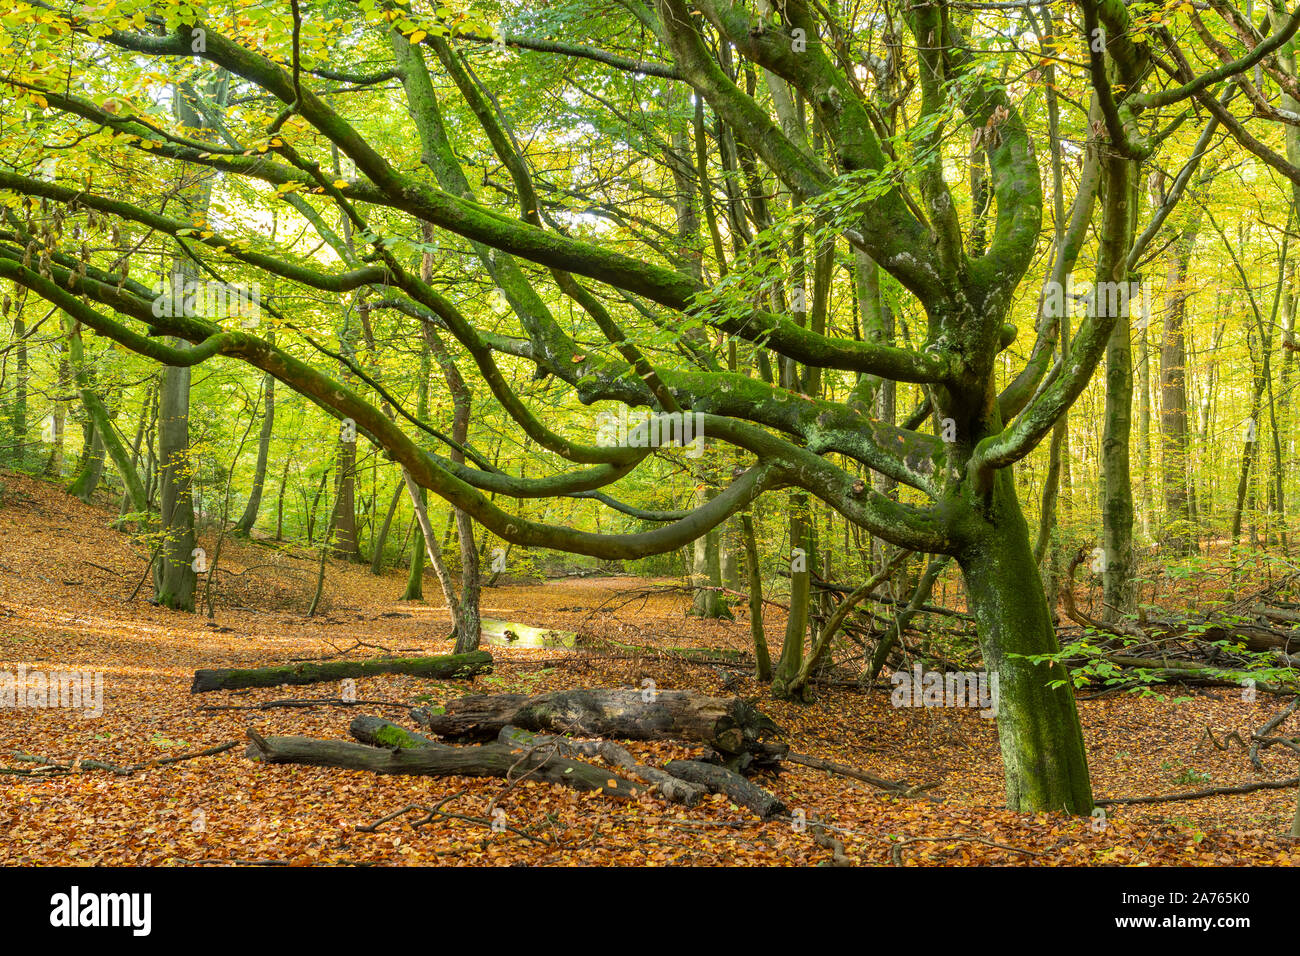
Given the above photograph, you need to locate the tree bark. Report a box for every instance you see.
[958,473,1094,815]
[1100,155,1139,622]
[772,495,813,699]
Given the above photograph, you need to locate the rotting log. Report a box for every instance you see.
[410,688,781,761]
[498,725,705,806]
[663,759,787,819]
[244,727,642,796]
[191,651,492,693]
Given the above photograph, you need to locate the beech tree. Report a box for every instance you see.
[5,0,1300,813]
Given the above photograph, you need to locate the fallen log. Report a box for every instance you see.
[191,650,492,693]
[498,725,705,806]
[663,759,787,819]
[244,727,642,796]
[349,715,446,750]
[1065,551,1300,655]
[1103,655,1297,695]
[411,688,782,761]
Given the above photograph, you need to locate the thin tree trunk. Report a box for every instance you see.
[740,513,771,681]
[234,371,274,535]
[369,479,404,575]
[773,496,813,700]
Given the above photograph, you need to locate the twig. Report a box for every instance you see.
[197,697,412,712]
[2,740,238,776]
[1250,695,1300,769]
[889,834,1043,866]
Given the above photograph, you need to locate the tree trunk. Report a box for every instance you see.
[153,360,197,610]
[1136,305,1152,541]
[772,496,812,699]
[66,415,105,502]
[1100,156,1139,622]
[234,372,274,535]
[43,342,66,477]
[498,726,704,805]
[1160,217,1199,554]
[689,524,729,618]
[688,466,730,619]
[452,504,482,653]
[1232,338,1266,545]
[958,474,1094,815]
[400,332,432,599]
[151,76,226,610]
[424,318,481,650]
[331,429,362,561]
[5,300,26,467]
[65,316,146,512]
[369,479,403,575]
[740,513,771,681]
[117,381,153,524]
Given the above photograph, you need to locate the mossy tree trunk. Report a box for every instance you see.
[958,472,1094,815]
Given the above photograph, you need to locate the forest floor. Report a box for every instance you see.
[1,471,1298,866]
